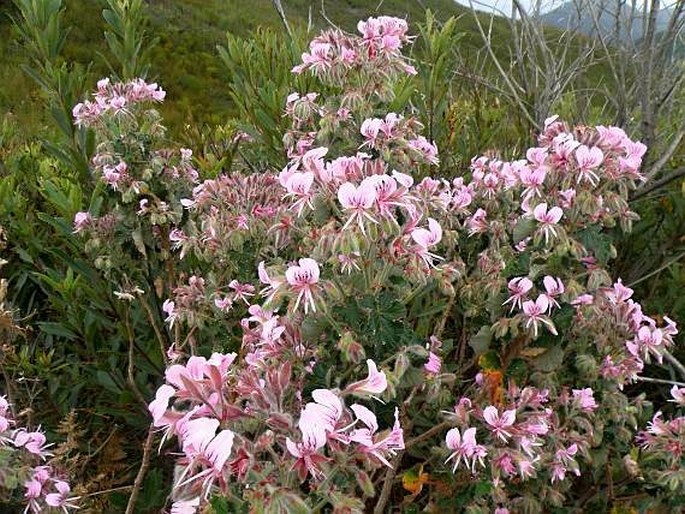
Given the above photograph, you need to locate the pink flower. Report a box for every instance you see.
[257,261,283,303]
[502,277,533,312]
[619,141,647,179]
[13,429,51,457]
[411,218,443,267]
[171,497,201,514]
[285,258,320,313]
[338,252,361,274]
[424,352,442,375]
[572,388,597,412]
[522,294,557,337]
[556,442,578,462]
[350,405,404,467]
[559,188,576,209]
[45,480,77,510]
[408,136,439,165]
[101,161,128,190]
[337,180,378,236]
[627,326,665,363]
[286,421,329,480]
[606,279,633,304]
[380,112,402,138]
[283,171,315,216]
[24,479,42,501]
[360,118,384,148]
[346,359,387,396]
[149,384,175,425]
[543,276,565,310]
[214,296,233,312]
[482,406,517,441]
[300,389,345,441]
[519,166,546,197]
[365,174,406,218]
[294,41,333,74]
[467,208,488,236]
[229,280,255,305]
[177,418,235,491]
[445,427,487,472]
[533,203,563,244]
[575,145,604,185]
[518,458,538,479]
[392,170,414,188]
[162,299,177,327]
[572,293,594,306]
[72,211,92,233]
[669,385,685,405]
[411,218,443,247]
[552,443,580,483]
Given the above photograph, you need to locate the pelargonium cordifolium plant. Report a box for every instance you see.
[70,16,683,514]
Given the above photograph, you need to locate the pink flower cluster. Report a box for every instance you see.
[286,384,403,480]
[88,147,197,198]
[461,116,647,251]
[444,384,594,493]
[73,77,165,127]
[571,279,678,387]
[0,396,77,512]
[635,385,684,489]
[148,338,402,512]
[174,173,288,260]
[502,275,565,338]
[73,15,683,511]
[292,16,415,76]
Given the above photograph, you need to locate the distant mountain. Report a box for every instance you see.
[540,0,674,41]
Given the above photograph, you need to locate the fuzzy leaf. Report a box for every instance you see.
[531,345,564,372]
[469,326,492,355]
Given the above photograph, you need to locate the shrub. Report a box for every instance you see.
[65,15,685,513]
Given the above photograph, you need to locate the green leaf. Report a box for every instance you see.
[209,497,230,514]
[95,370,122,393]
[131,227,147,257]
[469,326,492,355]
[473,480,492,497]
[531,345,564,372]
[37,322,78,340]
[513,216,535,243]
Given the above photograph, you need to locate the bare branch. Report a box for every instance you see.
[631,166,685,200]
[468,2,540,129]
[271,0,293,40]
[642,128,685,181]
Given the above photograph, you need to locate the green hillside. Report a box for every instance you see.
[0,0,528,137]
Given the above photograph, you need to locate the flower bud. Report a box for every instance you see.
[356,471,375,497]
[338,331,365,364]
[255,430,275,450]
[266,412,292,431]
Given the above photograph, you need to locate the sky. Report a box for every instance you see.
[453,0,678,15]
[452,0,566,15]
